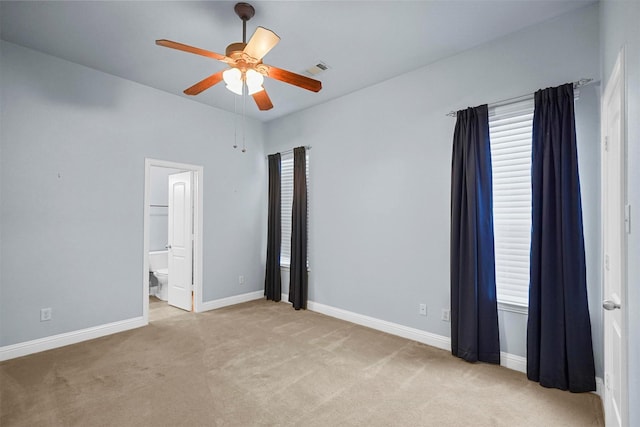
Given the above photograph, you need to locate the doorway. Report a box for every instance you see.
[142,159,204,323]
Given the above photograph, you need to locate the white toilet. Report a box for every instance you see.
[153,269,169,301]
[149,250,169,301]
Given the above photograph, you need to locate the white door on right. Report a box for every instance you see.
[602,49,627,427]
[168,171,193,312]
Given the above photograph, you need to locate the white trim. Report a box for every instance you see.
[305,300,532,374]
[306,301,450,351]
[0,295,547,382]
[595,377,604,398]
[192,166,204,314]
[500,351,526,373]
[498,302,528,315]
[143,159,204,318]
[0,317,146,362]
[199,290,264,312]
[498,350,605,396]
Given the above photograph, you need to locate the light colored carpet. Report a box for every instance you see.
[1,299,604,426]
[149,295,186,322]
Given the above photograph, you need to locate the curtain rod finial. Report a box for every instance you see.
[574,78,593,89]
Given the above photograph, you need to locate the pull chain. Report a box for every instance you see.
[233,94,238,149]
[242,85,247,153]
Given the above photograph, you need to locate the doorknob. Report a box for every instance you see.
[603,300,621,310]
[165,244,172,249]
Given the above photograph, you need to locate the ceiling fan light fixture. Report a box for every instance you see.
[156,2,322,111]
[247,85,265,95]
[223,68,242,86]
[226,82,243,95]
[245,69,265,94]
[223,67,244,95]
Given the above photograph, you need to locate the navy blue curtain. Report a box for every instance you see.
[289,147,308,310]
[527,83,596,392]
[450,105,501,364]
[264,153,281,301]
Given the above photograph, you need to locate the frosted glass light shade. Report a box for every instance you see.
[223,68,241,85]
[247,85,264,95]
[246,69,264,95]
[223,68,242,95]
[226,83,243,95]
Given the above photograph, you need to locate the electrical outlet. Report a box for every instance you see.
[441,308,450,322]
[419,303,427,316]
[40,308,52,322]
[238,275,245,284]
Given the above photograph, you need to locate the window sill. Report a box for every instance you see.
[498,301,528,315]
[279,265,310,273]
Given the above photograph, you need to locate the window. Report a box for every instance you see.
[488,98,534,307]
[280,154,294,266]
[280,151,309,267]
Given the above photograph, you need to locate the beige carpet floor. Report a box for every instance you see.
[1,298,604,426]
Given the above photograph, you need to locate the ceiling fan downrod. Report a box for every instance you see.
[234,2,255,43]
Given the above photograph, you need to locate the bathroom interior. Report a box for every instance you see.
[148,166,187,318]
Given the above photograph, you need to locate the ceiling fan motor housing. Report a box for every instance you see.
[225,42,248,58]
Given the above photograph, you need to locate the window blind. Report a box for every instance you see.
[280,151,309,267]
[489,98,534,307]
[280,154,294,266]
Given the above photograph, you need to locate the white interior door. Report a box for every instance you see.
[168,171,193,311]
[602,50,627,427]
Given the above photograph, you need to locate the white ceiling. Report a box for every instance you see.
[1,1,595,122]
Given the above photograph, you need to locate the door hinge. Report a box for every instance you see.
[605,254,610,271]
[625,204,631,234]
[604,136,609,151]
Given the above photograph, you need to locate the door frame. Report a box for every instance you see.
[601,47,628,427]
[142,158,204,322]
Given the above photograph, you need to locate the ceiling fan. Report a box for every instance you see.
[156,2,322,111]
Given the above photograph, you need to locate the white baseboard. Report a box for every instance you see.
[306,300,534,374]
[199,290,264,312]
[0,290,263,362]
[595,376,604,398]
[500,351,526,373]
[498,352,603,397]
[300,295,604,395]
[306,300,451,351]
[0,316,146,362]
[3,293,594,391]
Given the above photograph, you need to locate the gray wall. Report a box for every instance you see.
[601,1,640,424]
[265,4,602,375]
[0,41,267,346]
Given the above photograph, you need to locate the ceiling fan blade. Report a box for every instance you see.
[183,70,226,96]
[156,39,228,62]
[252,89,274,111]
[243,27,280,61]
[264,65,322,92]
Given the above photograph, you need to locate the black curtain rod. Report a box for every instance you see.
[266,145,312,158]
[445,78,595,117]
